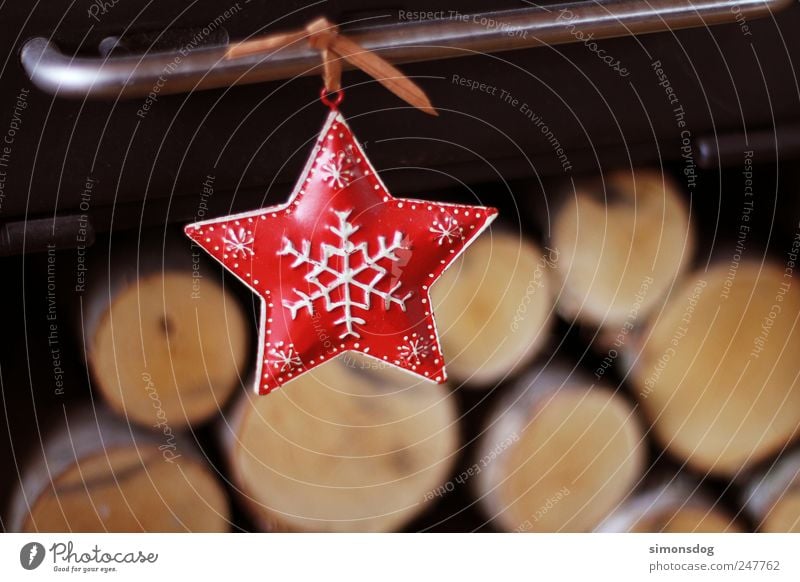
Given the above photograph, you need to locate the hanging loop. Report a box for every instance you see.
[320,87,344,110]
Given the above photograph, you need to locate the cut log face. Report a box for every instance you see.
[763,494,800,532]
[597,481,743,532]
[430,231,553,386]
[87,271,249,428]
[224,357,459,532]
[10,408,230,532]
[22,448,229,532]
[630,262,800,476]
[476,368,645,532]
[744,450,800,532]
[551,169,694,328]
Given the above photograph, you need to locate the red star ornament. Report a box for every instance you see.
[186,108,498,395]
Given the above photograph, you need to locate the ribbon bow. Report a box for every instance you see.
[226,17,437,116]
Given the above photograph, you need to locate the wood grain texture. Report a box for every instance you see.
[743,450,800,532]
[629,261,800,476]
[598,480,743,532]
[86,269,249,428]
[551,169,694,329]
[431,230,554,386]
[222,356,459,531]
[9,407,230,532]
[476,365,645,532]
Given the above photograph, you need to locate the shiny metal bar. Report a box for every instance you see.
[20,0,791,99]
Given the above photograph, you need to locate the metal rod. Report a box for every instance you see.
[20,0,791,99]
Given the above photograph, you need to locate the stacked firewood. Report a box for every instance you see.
[8,168,800,533]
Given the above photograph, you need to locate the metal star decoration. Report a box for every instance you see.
[186,109,497,395]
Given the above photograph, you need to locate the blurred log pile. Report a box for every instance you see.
[5,167,800,533]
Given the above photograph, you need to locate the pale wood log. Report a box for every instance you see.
[743,450,800,532]
[81,234,250,428]
[221,356,459,531]
[8,406,230,532]
[475,364,646,532]
[550,169,694,330]
[430,230,554,387]
[628,261,800,476]
[597,479,743,532]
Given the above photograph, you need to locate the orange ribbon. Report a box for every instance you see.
[225,17,437,116]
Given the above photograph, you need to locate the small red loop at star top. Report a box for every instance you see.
[186,106,498,395]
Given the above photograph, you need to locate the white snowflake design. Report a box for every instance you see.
[397,337,431,366]
[223,227,255,258]
[278,209,412,339]
[318,150,356,189]
[430,215,463,245]
[267,345,303,373]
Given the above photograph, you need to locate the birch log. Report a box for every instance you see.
[475,365,646,532]
[597,480,743,532]
[222,356,459,531]
[628,261,800,476]
[82,235,250,428]
[743,450,800,532]
[8,407,229,532]
[550,169,694,329]
[430,230,554,386]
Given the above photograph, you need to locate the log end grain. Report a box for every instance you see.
[21,447,229,532]
[88,271,249,428]
[762,493,800,532]
[477,373,646,532]
[552,169,694,328]
[631,262,800,476]
[431,231,553,386]
[225,357,459,531]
